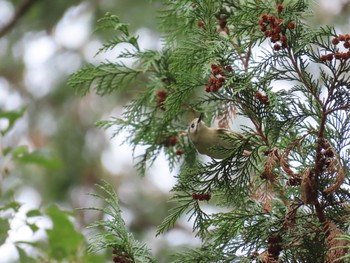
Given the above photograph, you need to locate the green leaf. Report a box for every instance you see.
[0,107,26,135]
[27,223,39,233]
[45,205,85,261]
[0,218,10,245]
[14,149,62,169]
[26,209,42,217]
[11,145,28,157]
[16,246,36,263]
[0,201,21,212]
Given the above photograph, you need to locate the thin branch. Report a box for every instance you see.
[244,43,252,72]
[0,0,39,38]
[231,40,246,68]
[326,103,350,115]
[287,48,323,107]
[253,118,270,147]
[325,61,345,106]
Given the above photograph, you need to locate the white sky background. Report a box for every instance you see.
[0,0,349,261]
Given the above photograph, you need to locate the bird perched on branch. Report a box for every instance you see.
[188,114,248,159]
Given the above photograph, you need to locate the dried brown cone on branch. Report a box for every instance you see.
[283,204,298,230]
[267,234,283,260]
[258,251,279,263]
[251,184,275,213]
[320,140,346,195]
[324,220,349,262]
[281,148,295,177]
[287,173,302,186]
[256,233,282,263]
[261,148,280,182]
[301,168,318,205]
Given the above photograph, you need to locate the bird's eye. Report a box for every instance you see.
[191,123,195,129]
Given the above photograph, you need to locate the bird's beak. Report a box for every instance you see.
[198,113,203,123]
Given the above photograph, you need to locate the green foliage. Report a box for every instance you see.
[68,12,142,96]
[0,201,93,262]
[13,147,62,169]
[0,217,10,245]
[95,13,140,54]
[1,108,62,172]
[69,0,350,262]
[46,205,85,261]
[16,246,37,263]
[0,107,26,136]
[83,181,156,263]
[0,108,100,262]
[69,62,140,96]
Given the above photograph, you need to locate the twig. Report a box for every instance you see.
[287,48,323,107]
[0,0,39,38]
[326,103,350,114]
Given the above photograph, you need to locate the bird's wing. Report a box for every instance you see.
[217,128,245,139]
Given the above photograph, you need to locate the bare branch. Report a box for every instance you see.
[0,0,39,38]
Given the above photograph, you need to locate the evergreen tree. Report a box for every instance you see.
[70,0,350,262]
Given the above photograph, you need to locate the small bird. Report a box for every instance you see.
[188,115,245,159]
